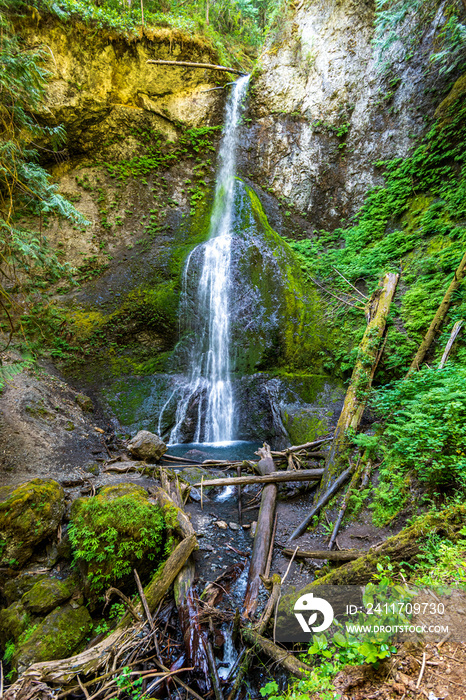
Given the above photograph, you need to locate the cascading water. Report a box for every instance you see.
[160,75,250,445]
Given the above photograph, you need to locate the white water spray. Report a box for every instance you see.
[163,75,250,444]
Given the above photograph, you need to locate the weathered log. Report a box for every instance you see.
[243,444,277,618]
[206,639,224,700]
[307,503,466,586]
[146,59,246,76]
[256,574,281,635]
[408,251,466,374]
[439,319,464,368]
[193,468,323,488]
[328,457,364,550]
[174,559,211,695]
[12,535,197,685]
[241,629,312,679]
[288,466,353,542]
[282,548,361,561]
[152,485,196,540]
[319,272,399,495]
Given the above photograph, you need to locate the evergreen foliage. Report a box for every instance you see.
[0,2,86,350]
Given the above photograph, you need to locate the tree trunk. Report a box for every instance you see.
[439,319,464,369]
[408,250,466,374]
[241,629,312,679]
[319,272,399,495]
[243,445,277,618]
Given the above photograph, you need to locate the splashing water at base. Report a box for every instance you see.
[160,75,250,445]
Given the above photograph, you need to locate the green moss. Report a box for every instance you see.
[0,480,65,568]
[21,578,73,615]
[14,604,92,673]
[0,602,30,647]
[69,484,170,594]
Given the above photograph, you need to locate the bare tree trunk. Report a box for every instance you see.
[319,272,399,495]
[439,319,464,369]
[408,251,466,374]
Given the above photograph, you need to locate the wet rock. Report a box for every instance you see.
[0,479,65,568]
[229,522,240,531]
[76,393,93,412]
[0,601,30,646]
[14,603,92,673]
[85,462,100,476]
[183,449,210,462]
[21,578,73,615]
[178,467,219,492]
[215,521,228,530]
[127,430,167,462]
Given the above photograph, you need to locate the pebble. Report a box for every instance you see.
[215,520,228,529]
[229,522,240,530]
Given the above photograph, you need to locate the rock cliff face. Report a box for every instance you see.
[242,0,451,230]
[20,14,225,158]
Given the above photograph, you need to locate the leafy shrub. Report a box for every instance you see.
[69,490,170,594]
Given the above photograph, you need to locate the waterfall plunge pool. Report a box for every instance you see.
[166,440,262,463]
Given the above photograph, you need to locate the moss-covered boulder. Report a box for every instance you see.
[14,603,92,673]
[3,572,49,605]
[127,430,167,462]
[178,467,223,493]
[21,577,73,615]
[0,601,30,647]
[69,483,169,595]
[0,479,65,568]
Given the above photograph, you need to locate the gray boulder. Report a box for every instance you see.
[127,430,167,462]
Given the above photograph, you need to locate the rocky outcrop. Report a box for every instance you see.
[19,13,225,158]
[0,479,65,568]
[243,0,455,230]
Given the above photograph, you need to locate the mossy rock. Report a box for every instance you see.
[0,601,30,647]
[177,467,223,492]
[69,483,168,595]
[0,479,65,568]
[76,393,93,412]
[21,577,73,615]
[3,572,49,605]
[14,603,92,674]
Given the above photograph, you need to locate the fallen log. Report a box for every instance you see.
[282,548,361,561]
[288,466,353,542]
[271,436,333,457]
[152,485,196,540]
[243,444,277,618]
[11,535,197,685]
[193,468,323,488]
[241,629,312,679]
[318,272,399,496]
[328,456,364,550]
[408,250,466,374]
[146,59,246,76]
[439,319,464,369]
[304,503,466,586]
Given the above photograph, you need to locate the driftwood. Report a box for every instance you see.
[408,250,466,374]
[10,535,197,685]
[193,468,323,488]
[319,272,399,495]
[146,59,246,76]
[439,319,464,368]
[241,629,312,679]
[243,444,277,618]
[282,547,361,561]
[288,465,353,542]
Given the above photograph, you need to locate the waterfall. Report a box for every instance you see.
[163,74,250,445]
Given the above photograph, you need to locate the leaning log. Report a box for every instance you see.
[13,535,197,685]
[282,548,361,561]
[241,629,312,679]
[193,468,323,488]
[288,466,353,542]
[146,59,246,76]
[439,318,464,369]
[319,272,399,495]
[243,444,277,618]
[306,503,466,586]
[408,250,466,374]
[153,485,196,540]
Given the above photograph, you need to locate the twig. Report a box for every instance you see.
[104,587,141,621]
[332,266,369,300]
[134,569,155,631]
[416,651,426,688]
[309,276,365,310]
[77,675,90,699]
[437,631,452,648]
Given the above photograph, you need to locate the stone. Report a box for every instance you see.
[250,521,257,538]
[0,479,65,568]
[3,572,49,604]
[127,430,167,462]
[21,577,73,615]
[14,603,92,673]
[229,522,240,530]
[215,521,228,529]
[0,601,30,646]
[76,393,93,412]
